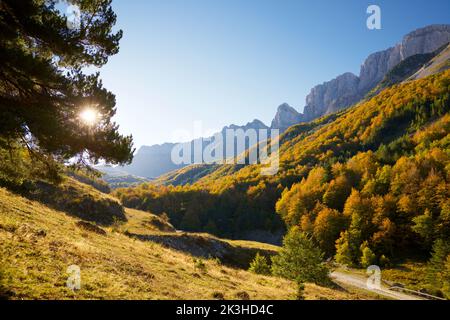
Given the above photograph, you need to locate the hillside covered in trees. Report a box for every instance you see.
[1,0,449,301]
[116,70,450,296]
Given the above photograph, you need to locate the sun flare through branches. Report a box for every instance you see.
[79,108,99,126]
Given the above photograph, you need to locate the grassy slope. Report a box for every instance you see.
[0,187,382,300]
[381,262,429,291]
[119,207,281,264]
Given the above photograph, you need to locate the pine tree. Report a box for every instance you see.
[427,239,450,297]
[180,208,201,231]
[248,253,271,275]
[272,227,329,284]
[0,0,133,171]
[442,255,450,299]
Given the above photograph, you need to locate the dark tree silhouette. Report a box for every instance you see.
[0,0,133,166]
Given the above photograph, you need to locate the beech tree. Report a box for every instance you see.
[0,0,133,168]
[360,241,377,268]
[313,206,348,256]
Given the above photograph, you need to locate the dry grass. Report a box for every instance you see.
[0,187,379,300]
[380,262,429,291]
[121,207,176,234]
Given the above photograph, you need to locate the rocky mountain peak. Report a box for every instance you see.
[271,24,450,131]
[223,119,268,131]
[358,24,450,93]
[401,24,450,58]
[270,103,303,131]
[303,72,360,120]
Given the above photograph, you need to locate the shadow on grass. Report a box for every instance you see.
[8,180,126,226]
[124,231,277,269]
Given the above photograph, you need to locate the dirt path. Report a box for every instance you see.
[331,271,425,300]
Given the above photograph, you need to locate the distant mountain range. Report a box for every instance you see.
[99,24,450,180]
[99,119,271,179]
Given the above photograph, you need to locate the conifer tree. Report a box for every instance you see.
[272,227,329,284]
[0,0,134,168]
[249,253,271,275]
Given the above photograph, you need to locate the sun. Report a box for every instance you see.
[79,108,99,126]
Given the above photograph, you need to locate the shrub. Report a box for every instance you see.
[248,253,271,275]
[193,258,207,272]
[379,255,390,267]
[235,291,250,300]
[212,291,225,300]
[210,257,222,265]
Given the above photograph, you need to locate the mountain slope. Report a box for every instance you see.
[114,119,269,179]
[271,103,304,132]
[409,43,450,80]
[95,165,151,189]
[367,43,450,96]
[109,25,450,182]
[0,185,386,300]
[116,70,450,245]
[119,143,183,179]
[272,24,450,129]
[115,71,450,297]
[0,187,290,299]
[155,70,450,190]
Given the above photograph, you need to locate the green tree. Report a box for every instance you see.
[0,0,133,171]
[412,209,435,246]
[427,239,450,298]
[272,227,329,284]
[442,255,450,299]
[248,253,271,275]
[360,241,377,268]
[437,201,450,240]
[204,219,219,235]
[335,231,353,266]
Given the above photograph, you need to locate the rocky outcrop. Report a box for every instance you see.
[358,25,450,93]
[401,25,450,61]
[303,72,361,121]
[270,103,304,131]
[409,43,450,80]
[272,24,450,131]
[367,43,450,96]
[223,119,268,132]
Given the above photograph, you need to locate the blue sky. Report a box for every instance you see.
[98,0,450,148]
